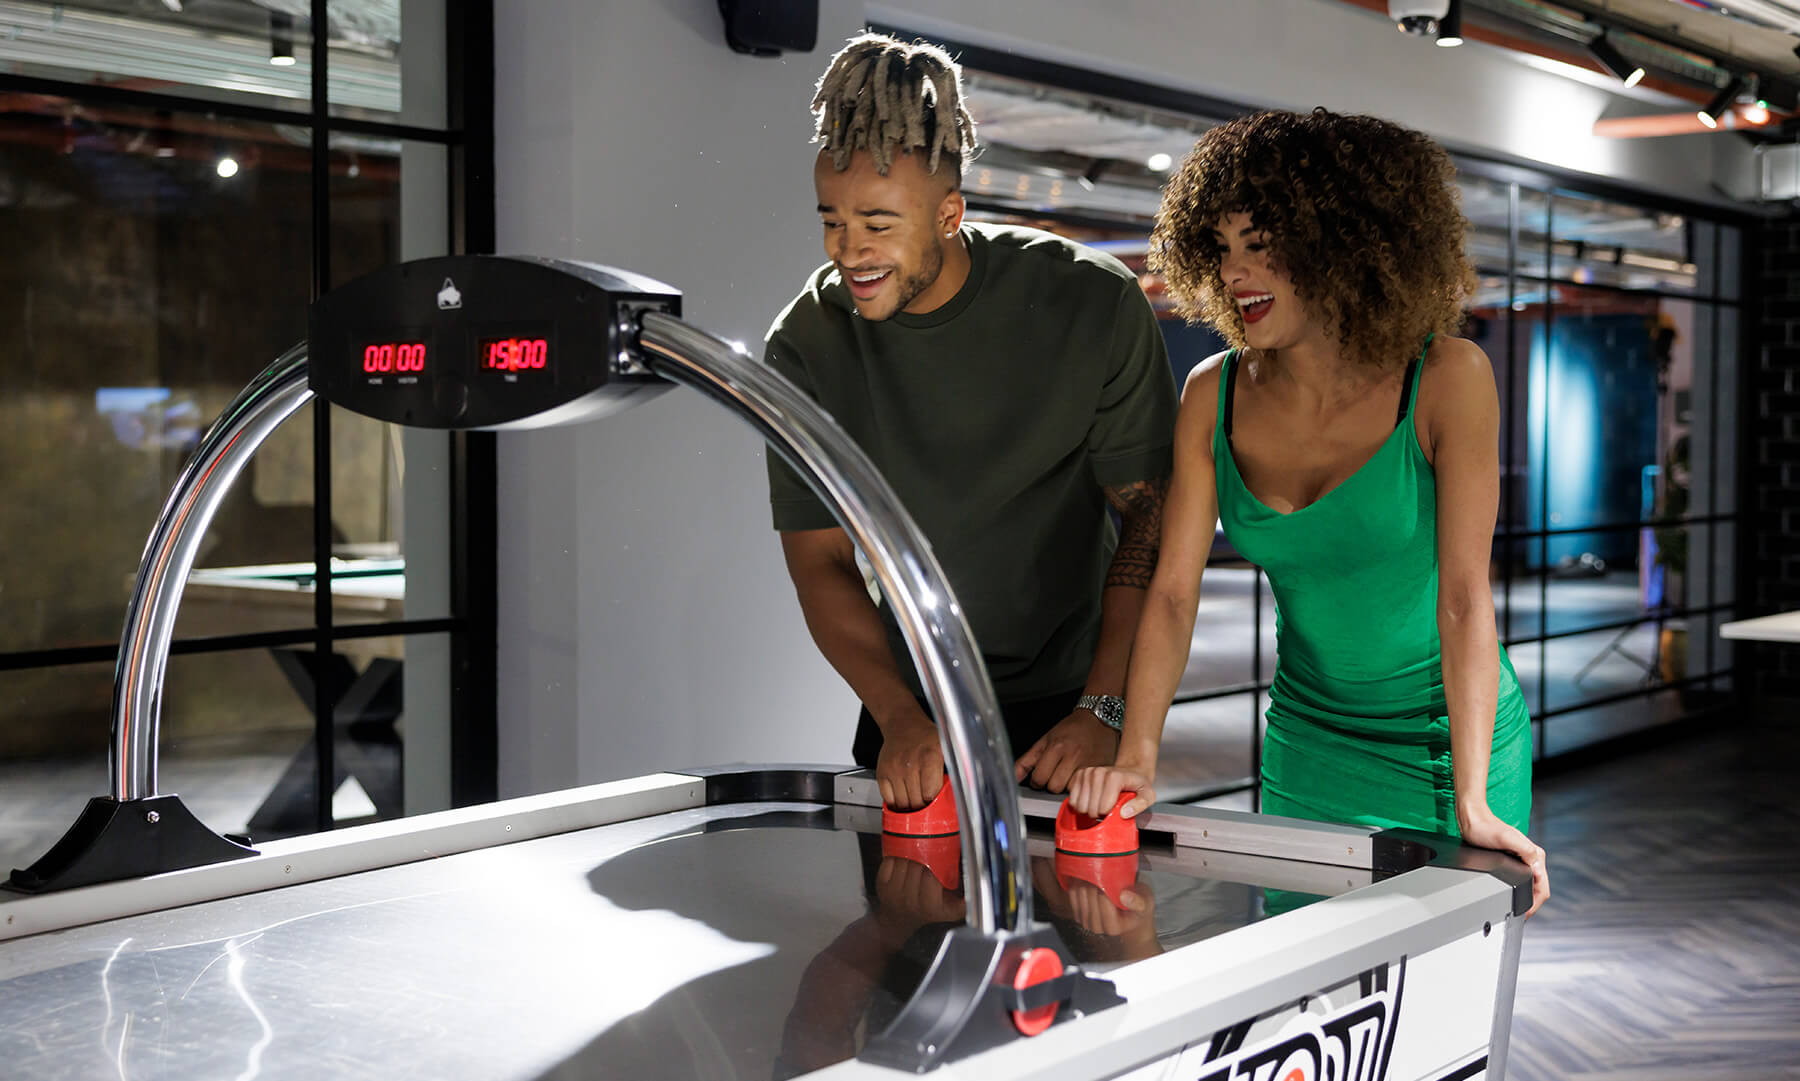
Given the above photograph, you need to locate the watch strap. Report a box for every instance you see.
[1075,693,1125,731]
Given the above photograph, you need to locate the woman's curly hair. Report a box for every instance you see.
[1149,108,1475,369]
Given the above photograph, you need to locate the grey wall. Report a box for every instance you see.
[494,0,868,795]
[400,0,453,816]
[492,0,1756,796]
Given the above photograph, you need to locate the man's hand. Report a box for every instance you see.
[780,528,951,812]
[877,712,945,810]
[1015,711,1120,793]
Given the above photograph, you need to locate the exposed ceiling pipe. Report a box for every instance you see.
[1333,0,1799,133]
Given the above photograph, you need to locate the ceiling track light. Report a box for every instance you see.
[1698,75,1744,129]
[1436,0,1463,47]
[1586,33,1644,88]
[269,11,295,67]
[1737,75,1770,125]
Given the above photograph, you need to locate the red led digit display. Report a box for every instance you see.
[361,342,427,374]
[480,337,551,374]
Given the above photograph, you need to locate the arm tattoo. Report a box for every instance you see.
[1103,477,1169,590]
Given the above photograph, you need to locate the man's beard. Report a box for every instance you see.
[884,240,944,316]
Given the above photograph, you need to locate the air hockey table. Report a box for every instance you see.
[0,256,1530,1081]
[0,769,1528,1081]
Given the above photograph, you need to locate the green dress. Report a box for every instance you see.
[1215,346,1532,840]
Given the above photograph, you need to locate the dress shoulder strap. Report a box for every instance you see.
[1394,334,1432,427]
[1221,349,1241,438]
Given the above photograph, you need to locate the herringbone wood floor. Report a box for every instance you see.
[1507,712,1800,1080]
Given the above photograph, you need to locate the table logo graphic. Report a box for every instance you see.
[1190,960,1405,1081]
[437,278,463,310]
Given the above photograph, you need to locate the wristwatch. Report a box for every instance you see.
[1076,694,1125,731]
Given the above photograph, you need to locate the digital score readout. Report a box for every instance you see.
[360,341,428,378]
[351,336,551,388]
[312,256,678,428]
[480,336,551,376]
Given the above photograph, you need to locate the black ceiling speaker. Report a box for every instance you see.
[718,0,818,57]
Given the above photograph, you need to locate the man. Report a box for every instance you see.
[765,33,1177,810]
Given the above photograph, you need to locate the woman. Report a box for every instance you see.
[1070,108,1548,915]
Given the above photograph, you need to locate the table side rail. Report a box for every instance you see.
[836,770,1378,868]
[0,773,703,943]
[830,802,1377,917]
[811,864,1517,1081]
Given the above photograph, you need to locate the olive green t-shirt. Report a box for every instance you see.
[764,223,1177,701]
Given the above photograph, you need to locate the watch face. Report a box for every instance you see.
[1083,696,1124,728]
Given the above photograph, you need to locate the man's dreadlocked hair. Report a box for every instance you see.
[812,33,978,182]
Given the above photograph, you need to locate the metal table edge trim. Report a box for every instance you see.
[807,865,1518,1081]
[0,773,704,942]
[835,771,1380,868]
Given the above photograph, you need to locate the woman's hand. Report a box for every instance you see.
[1068,877,1157,943]
[1067,764,1156,820]
[1457,799,1549,917]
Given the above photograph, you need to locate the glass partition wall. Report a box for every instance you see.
[0,1,492,872]
[944,60,1747,808]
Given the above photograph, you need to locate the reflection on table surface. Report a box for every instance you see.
[0,800,1373,1081]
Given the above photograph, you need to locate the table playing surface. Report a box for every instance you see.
[0,799,1366,1081]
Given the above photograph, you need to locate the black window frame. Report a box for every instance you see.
[0,0,500,828]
